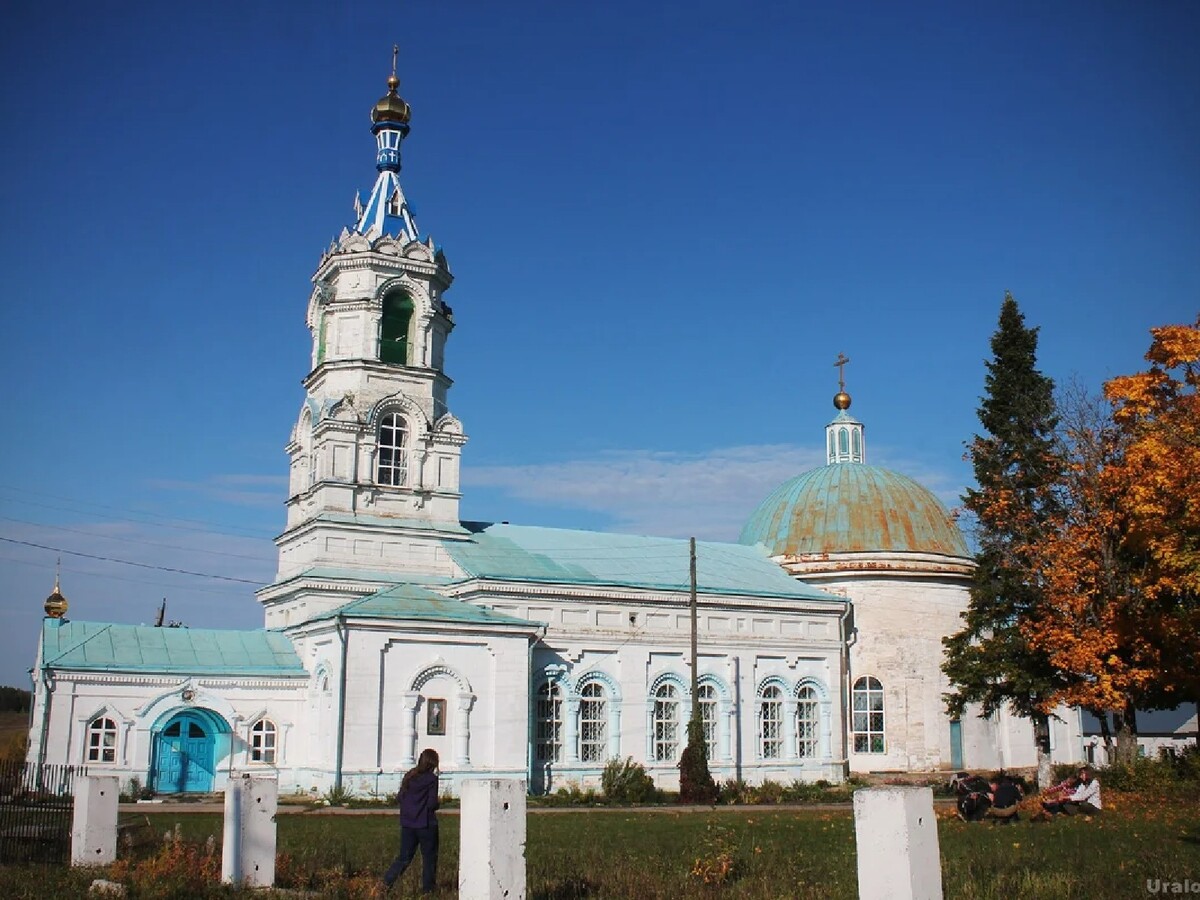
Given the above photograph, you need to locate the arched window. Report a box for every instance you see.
[86,716,117,763]
[376,413,408,486]
[535,682,562,763]
[759,685,784,759]
[697,682,718,760]
[838,427,849,455]
[380,291,414,364]
[851,428,861,459]
[579,682,607,763]
[852,676,885,753]
[828,430,836,458]
[796,685,820,758]
[653,683,681,762]
[251,719,277,764]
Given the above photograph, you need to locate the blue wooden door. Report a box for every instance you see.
[949,720,963,770]
[154,713,216,793]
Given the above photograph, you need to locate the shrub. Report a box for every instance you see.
[107,835,221,897]
[753,779,785,804]
[601,757,658,804]
[322,783,354,806]
[678,715,717,804]
[717,779,751,805]
[0,731,27,765]
[690,818,738,886]
[120,777,153,806]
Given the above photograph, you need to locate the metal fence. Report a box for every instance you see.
[0,760,84,864]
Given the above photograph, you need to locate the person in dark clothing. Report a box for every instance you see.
[383,748,440,894]
[951,772,992,822]
[986,776,1023,823]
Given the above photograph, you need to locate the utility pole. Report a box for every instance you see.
[689,536,698,721]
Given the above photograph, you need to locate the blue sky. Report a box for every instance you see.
[0,1,1196,688]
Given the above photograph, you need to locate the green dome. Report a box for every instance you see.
[739,463,968,558]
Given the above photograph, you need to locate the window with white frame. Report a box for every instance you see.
[251,719,277,764]
[653,682,681,762]
[796,685,820,758]
[759,685,784,759]
[376,413,408,486]
[535,681,562,763]
[578,682,607,763]
[852,676,885,753]
[86,716,117,763]
[697,682,718,760]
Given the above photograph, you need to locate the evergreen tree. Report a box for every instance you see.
[678,710,717,804]
[943,293,1064,786]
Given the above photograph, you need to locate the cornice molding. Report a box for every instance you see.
[444,578,844,616]
[55,673,308,689]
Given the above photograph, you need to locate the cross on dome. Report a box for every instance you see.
[827,352,864,464]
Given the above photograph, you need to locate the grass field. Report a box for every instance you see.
[0,792,1196,899]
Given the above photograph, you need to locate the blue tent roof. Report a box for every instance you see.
[445,523,839,602]
[41,620,306,676]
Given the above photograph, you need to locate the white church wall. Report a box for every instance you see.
[29,670,307,794]
[283,619,532,797]
[837,575,967,772]
[513,585,847,791]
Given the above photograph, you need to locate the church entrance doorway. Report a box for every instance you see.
[151,710,227,793]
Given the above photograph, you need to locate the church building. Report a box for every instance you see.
[26,68,1084,797]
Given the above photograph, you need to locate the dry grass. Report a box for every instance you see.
[0,793,1195,898]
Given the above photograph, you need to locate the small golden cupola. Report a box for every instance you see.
[371,46,412,126]
[44,569,68,619]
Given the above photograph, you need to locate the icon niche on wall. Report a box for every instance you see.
[426,698,446,735]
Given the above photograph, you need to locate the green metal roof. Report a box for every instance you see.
[41,620,307,676]
[739,463,969,557]
[445,523,838,602]
[310,582,539,627]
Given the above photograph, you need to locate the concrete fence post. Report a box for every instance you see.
[71,775,119,866]
[221,773,278,887]
[458,778,526,900]
[852,785,943,900]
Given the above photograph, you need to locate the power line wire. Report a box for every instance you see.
[0,537,265,585]
[0,553,261,597]
[0,515,273,563]
[0,485,277,538]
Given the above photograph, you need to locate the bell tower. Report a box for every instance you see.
[260,58,468,624]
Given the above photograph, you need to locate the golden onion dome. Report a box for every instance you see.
[833,391,852,410]
[44,575,68,618]
[372,74,411,125]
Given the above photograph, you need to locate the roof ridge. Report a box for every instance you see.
[45,622,113,667]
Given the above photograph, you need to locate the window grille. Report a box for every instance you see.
[377,413,408,486]
[697,683,718,760]
[579,682,607,763]
[653,683,680,762]
[760,685,784,759]
[796,685,820,758]
[535,681,562,763]
[852,676,885,753]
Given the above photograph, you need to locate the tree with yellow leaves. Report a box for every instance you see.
[1021,317,1200,762]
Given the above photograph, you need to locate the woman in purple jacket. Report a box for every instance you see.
[383,748,440,893]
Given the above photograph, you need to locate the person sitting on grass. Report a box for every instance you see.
[986,775,1023,823]
[951,772,993,822]
[1041,766,1102,817]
